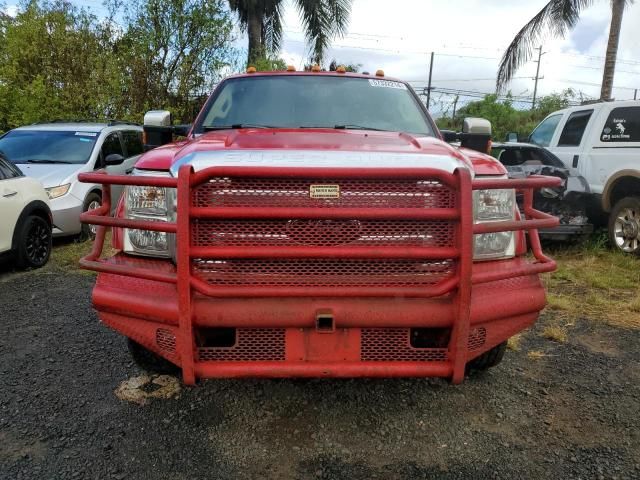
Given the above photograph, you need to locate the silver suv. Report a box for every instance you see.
[0,121,143,238]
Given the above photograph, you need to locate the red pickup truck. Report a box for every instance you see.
[79,70,559,385]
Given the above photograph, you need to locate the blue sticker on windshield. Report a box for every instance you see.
[79,138,92,142]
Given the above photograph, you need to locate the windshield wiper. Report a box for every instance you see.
[23,159,75,164]
[203,124,273,131]
[299,125,388,132]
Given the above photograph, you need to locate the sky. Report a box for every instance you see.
[4,0,640,115]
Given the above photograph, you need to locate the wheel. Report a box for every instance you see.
[467,341,507,372]
[16,215,52,269]
[608,197,640,254]
[78,192,101,242]
[127,338,179,375]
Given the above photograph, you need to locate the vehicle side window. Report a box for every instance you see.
[99,133,124,168]
[0,157,22,180]
[600,107,640,142]
[558,110,593,146]
[122,130,143,157]
[530,114,562,147]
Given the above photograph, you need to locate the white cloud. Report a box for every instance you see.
[278,0,640,111]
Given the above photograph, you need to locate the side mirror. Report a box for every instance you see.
[505,132,519,143]
[440,130,458,143]
[104,153,125,166]
[460,117,492,154]
[143,110,173,151]
[173,124,191,137]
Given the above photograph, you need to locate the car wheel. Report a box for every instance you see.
[608,197,640,255]
[127,338,179,375]
[78,192,102,242]
[16,215,52,269]
[467,341,507,372]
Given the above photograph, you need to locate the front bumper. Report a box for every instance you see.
[93,255,545,380]
[50,196,83,237]
[78,166,560,384]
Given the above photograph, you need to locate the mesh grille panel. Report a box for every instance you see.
[192,219,455,248]
[192,177,455,209]
[197,329,285,362]
[361,329,448,362]
[156,328,176,353]
[467,327,487,351]
[192,258,455,287]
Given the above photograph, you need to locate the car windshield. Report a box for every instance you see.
[198,75,434,136]
[0,130,99,164]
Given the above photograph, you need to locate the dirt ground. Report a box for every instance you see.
[1,267,639,480]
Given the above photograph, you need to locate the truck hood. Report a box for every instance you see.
[16,163,83,189]
[135,129,507,176]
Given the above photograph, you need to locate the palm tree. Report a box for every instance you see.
[496,0,628,101]
[228,0,352,66]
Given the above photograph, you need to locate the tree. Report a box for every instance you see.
[0,0,119,129]
[436,89,578,141]
[496,0,628,101]
[228,0,352,65]
[109,0,236,122]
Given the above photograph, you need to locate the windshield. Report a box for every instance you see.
[0,130,99,164]
[198,75,434,136]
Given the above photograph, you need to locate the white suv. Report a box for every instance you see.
[530,100,640,253]
[0,121,143,239]
[0,154,52,268]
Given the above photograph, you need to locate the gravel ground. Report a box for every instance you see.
[1,268,639,479]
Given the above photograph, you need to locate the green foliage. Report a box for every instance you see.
[250,52,288,71]
[436,89,578,140]
[0,0,237,131]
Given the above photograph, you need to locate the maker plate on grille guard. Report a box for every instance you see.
[192,177,456,209]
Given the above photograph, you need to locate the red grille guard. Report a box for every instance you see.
[78,165,560,383]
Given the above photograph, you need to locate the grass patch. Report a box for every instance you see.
[44,233,116,274]
[507,334,522,351]
[544,236,640,329]
[527,350,547,360]
[542,325,568,343]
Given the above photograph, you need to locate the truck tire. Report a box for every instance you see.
[127,338,179,375]
[78,192,102,242]
[608,196,640,255]
[16,215,52,269]
[467,341,507,372]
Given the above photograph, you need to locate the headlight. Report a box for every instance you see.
[45,183,71,199]
[123,170,175,258]
[473,188,516,261]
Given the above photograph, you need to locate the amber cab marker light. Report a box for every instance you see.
[336,65,346,73]
[246,66,257,73]
[311,64,321,72]
[287,65,296,72]
[375,69,385,77]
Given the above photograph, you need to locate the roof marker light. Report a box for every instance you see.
[375,69,384,77]
[246,66,256,73]
[287,65,296,72]
[311,64,321,72]
[336,66,346,73]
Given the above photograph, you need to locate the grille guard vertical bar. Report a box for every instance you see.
[177,165,196,385]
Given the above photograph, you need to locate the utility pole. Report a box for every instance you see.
[635,89,638,100]
[532,46,546,110]
[426,52,434,110]
[452,95,459,119]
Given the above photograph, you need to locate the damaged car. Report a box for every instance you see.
[491,142,593,241]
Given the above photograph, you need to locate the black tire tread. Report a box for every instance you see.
[468,341,507,371]
[78,192,102,242]
[608,196,640,255]
[16,215,52,269]
[127,338,179,375]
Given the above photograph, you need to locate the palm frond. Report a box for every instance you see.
[296,0,352,64]
[262,0,284,54]
[496,0,594,92]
